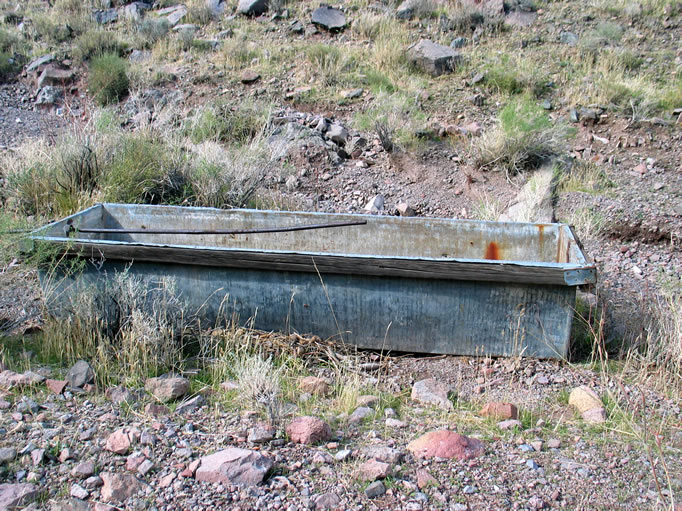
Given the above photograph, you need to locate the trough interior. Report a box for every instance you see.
[42,204,586,265]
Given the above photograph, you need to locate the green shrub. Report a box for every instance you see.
[102,135,187,204]
[89,53,129,105]
[185,102,269,146]
[136,18,170,48]
[74,30,126,63]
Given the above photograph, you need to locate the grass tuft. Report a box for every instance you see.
[475,97,572,177]
[89,53,129,105]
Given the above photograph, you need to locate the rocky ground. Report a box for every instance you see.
[1,0,681,509]
[0,355,681,511]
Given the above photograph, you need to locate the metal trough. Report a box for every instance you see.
[31,203,596,358]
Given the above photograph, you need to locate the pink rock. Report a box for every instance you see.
[158,473,176,488]
[407,430,484,460]
[299,376,330,396]
[356,459,392,481]
[31,449,45,466]
[105,429,133,455]
[71,461,96,479]
[195,448,274,486]
[480,402,518,420]
[46,379,68,395]
[416,469,439,489]
[286,416,332,444]
[145,376,189,402]
[498,419,522,430]
[100,472,148,503]
[581,407,607,424]
[144,403,170,417]
[125,455,145,472]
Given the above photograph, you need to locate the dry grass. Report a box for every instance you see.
[233,353,285,425]
[474,97,572,178]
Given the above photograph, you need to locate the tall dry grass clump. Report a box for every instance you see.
[626,289,682,397]
[41,269,195,387]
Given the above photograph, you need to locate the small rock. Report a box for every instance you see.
[286,416,331,444]
[241,70,260,84]
[407,430,484,460]
[137,459,153,476]
[195,448,274,486]
[357,459,391,481]
[361,446,402,464]
[145,375,189,402]
[66,360,95,390]
[480,402,518,420]
[238,0,268,16]
[386,418,407,428]
[37,66,75,91]
[299,376,330,396]
[569,386,602,413]
[247,423,276,443]
[100,472,148,503]
[411,378,453,410]
[35,86,64,106]
[581,407,607,424]
[30,449,44,466]
[364,480,386,498]
[175,395,205,414]
[71,462,96,479]
[349,406,373,423]
[407,39,460,76]
[105,386,137,405]
[526,459,541,470]
[417,469,438,489]
[314,492,341,510]
[364,194,384,212]
[94,8,118,24]
[70,484,89,500]
[105,429,133,455]
[0,448,17,463]
[396,203,416,217]
[311,6,346,31]
[547,438,561,449]
[0,483,41,509]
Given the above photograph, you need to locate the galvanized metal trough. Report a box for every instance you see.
[31,203,596,359]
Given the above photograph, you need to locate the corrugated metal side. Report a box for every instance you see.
[45,260,574,359]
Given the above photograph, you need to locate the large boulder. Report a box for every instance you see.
[195,448,274,486]
[286,416,332,444]
[311,6,346,30]
[407,39,460,76]
[407,430,484,460]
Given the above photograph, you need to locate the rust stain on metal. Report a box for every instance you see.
[484,241,500,260]
[537,224,544,259]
